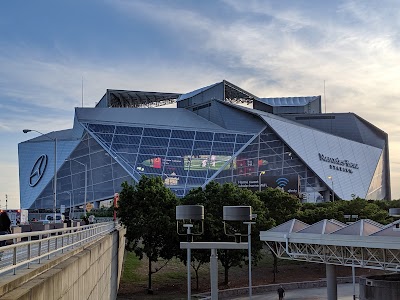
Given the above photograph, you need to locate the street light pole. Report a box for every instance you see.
[258,171,265,192]
[176,205,204,300]
[65,191,72,219]
[244,214,257,299]
[328,176,334,202]
[23,129,57,222]
[66,158,88,217]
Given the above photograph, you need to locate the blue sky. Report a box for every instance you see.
[1,0,399,208]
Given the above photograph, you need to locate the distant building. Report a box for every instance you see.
[19,80,390,209]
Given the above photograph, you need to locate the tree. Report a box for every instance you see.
[335,198,392,224]
[257,187,301,283]
[182,182,274,285]
[257,187,301,224]
[117,176,180,293]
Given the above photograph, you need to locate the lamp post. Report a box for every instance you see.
[177,205,251,300]
[243,214,257,299]
[65,191,73,219]
[223,206,254,299]
[176,205,204,300]
[66,158,88,217]
[328,176,334,202]
[258,171,265,192]
[23,129,57,223]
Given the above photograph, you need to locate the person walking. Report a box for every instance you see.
[277,285,285,300]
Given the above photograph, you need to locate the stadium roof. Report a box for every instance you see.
[258,96,320,107]
[97,89,182,108]
[177,80,258,104]
[21,129,77,143]
[75,107,243,132]
[177,82,220,102]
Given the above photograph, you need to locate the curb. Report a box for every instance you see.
[193,276,359,299]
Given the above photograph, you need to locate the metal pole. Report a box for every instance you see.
[188,244,191,300]
[326,264,337,300]
[258,171,265,192]
[67,191,72,219]
[54,138,57,223]
[248,223,252,299]
[72,192,74,219]
[68,159,88,217]
[210,248,218,300]
[352,263,356,300]
[243,220,256,299]
[84,164,87,217]
[184,224,193,300]
[332,179,334,202]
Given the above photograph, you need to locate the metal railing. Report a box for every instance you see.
[0,221,116,276]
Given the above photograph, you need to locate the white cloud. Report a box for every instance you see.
[1,0,399,198]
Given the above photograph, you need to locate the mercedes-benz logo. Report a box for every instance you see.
[29,154,48,187]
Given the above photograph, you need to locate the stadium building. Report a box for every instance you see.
[18,80,390,210]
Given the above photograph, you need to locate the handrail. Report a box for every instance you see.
[0,221,116,276]
[0,222,111,241]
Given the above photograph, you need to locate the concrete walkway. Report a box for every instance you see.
[232,283,358,300]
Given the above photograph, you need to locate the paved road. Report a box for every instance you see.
[233,283,359,300]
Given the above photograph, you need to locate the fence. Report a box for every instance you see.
[0,221,116,276]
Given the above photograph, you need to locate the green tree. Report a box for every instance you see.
[257,187,301,283]
[117,177,180,293]
[257,187,301,224]
[335,198,392,224]
[182,182,274,285]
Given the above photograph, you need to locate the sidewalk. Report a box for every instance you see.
[232,283,358,300]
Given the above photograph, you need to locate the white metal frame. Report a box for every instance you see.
[0,221,116,276]
[261,232,400,271]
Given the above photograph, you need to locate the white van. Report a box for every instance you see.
[44,213,65,223]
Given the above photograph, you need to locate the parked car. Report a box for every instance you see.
[35,214,65,224]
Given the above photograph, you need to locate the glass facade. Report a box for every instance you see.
[84,123,255,198]
[213,126,324,194]
[30,133,132,209]
[29,123,346,209]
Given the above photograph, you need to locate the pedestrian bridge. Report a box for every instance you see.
[0,221,125,300]
[260,218,400,300]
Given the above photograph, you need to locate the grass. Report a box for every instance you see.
[121,248,302,285]
[121,252,188,284]
[121,251,145,282]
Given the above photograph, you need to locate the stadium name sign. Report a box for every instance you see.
[318,153,359,174]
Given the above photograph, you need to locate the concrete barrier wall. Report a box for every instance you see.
[359,274,400,300]
[0,227,126,300]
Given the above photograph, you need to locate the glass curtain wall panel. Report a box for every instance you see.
[30,133,132,209]
[213,127,325,196]
[85,122,254,197]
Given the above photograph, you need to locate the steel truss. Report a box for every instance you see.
[265,240,400,271]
